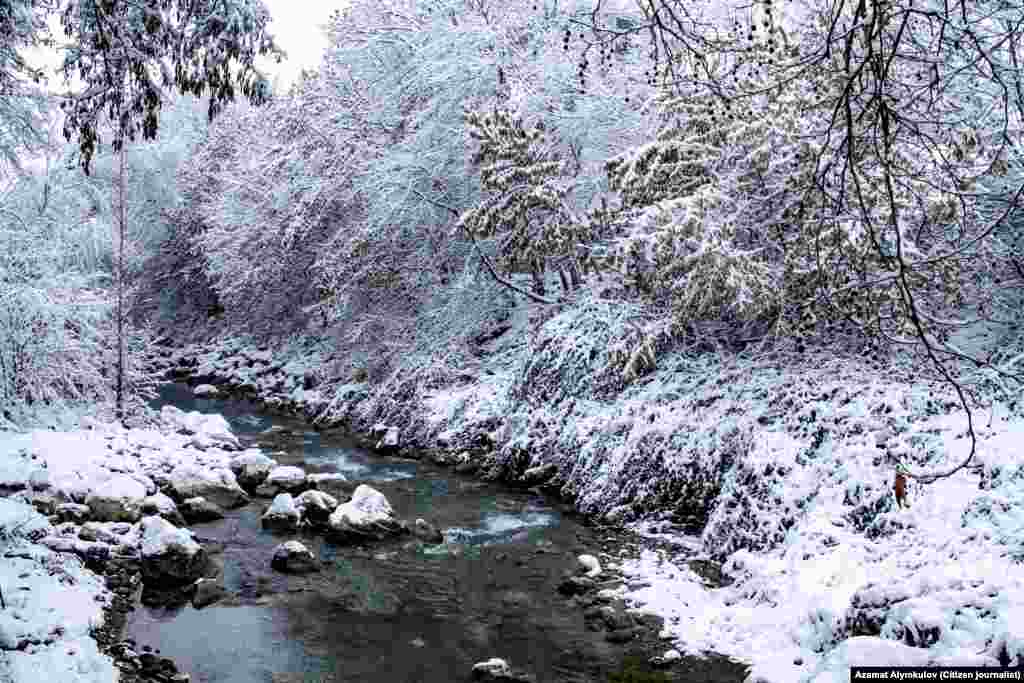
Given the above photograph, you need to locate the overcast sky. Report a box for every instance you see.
[258,0,342,91]
[23,1,342,94]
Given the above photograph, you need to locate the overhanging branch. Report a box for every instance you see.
[410,188,557,304]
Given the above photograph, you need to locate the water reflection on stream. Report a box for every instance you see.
[126,384,733,683]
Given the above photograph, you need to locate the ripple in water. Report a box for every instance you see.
[444,511,555,546]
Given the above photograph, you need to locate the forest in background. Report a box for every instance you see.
[2,0,1023,469]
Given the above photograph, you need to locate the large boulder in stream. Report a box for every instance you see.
[85,474,148,522]
[166,463,249,509]
[295,490,338,528]
[139,515,208,587]
[180,496,225,524]
[327,485,406,542]
[262,465,307,495]
[193,384,220,398]
[160,405,240,450]
[261,493,300,531]
[229,451,278,490]
[139,492,186,527]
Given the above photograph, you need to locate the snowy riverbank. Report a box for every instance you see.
[0,408,252,682]
[154,312,1024,683]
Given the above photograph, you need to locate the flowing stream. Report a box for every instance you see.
[124,383,747,683]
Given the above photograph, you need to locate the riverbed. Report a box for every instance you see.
[123,383,747,683]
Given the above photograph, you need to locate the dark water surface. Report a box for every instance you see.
[126,384,743,683]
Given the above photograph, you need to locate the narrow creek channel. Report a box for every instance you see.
[124,383,747,683]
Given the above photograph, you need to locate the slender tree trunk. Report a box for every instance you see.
[531,259,546,297]
[569,260,582,289]
[115,137,127,423]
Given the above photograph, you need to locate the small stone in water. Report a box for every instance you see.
[410,637,426,648]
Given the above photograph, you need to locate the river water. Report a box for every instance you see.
[125,383,747,683]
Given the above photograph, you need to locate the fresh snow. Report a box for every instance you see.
[594,363,1024,681]
[329,484,393,525]
[4,337,1024,682]
[0,408,259,683]
[139,515,199,558]
[0,500,116,683]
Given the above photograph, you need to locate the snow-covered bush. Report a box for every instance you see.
[509,294,674,405]
[701,431,808,561]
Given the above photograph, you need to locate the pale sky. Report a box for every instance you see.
[23,1,343,95]
[258,0,344,91]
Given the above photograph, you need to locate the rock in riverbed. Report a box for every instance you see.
[166,464,249,509]
[271,540,319,574]
[295,490,338,528]
[261,493,300,531]
[180,496,225,524]
[229,451,278,490]
[86,474,147,522]
[139,516,208,587]
[327,484,406,542]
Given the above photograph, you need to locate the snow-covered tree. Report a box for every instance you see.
[55,0,282,173]
[578,0,1024,478]
[460,108,590,297]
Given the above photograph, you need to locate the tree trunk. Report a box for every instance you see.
[114,138,127,423]
[530,259,546,297]
[569,260,583,290]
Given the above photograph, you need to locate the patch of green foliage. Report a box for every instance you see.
[608,656,671,683]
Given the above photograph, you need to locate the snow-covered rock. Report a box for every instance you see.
[271,540,319,574]
[229,451,278,490]
[327,484,405,542]
[78,521,135,546]
[263,465,307,494]
[305,471,349,495]
[165,463,249,509]
[55,502,91,524]
[577,554,602,578]
[470,657,533,681]
[159,405,240,450]
[0,497,51,541]
[261,493,300,531]
[472,658,511,679]
[140,492,185,527]
[376,426,400,452]
[649,649,681,667]
[37,536,111,563]
[179,496,225,524]
[521,463,558,487]
[295,489,338,528]
[84,473,147,522]
[193,384,220,398]
[139,515,207,587]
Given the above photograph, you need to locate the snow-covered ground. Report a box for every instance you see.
[145,327,1024,681]
[0,407,252,683]
[0,498,117,683]
[411,316,1024,680]
[595,368,1024,681]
